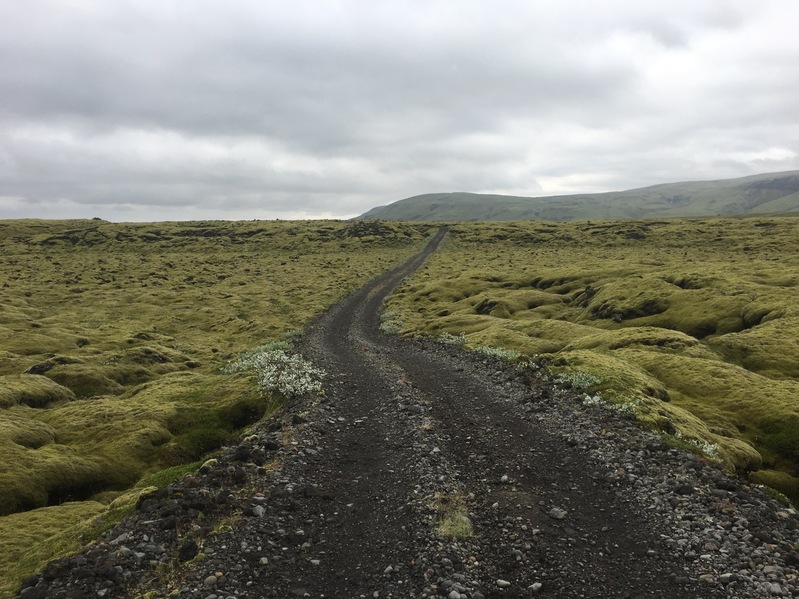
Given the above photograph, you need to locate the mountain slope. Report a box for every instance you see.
[357,170,799,221]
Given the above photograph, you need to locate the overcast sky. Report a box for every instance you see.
[1,1,798,221]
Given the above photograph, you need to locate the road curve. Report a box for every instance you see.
[291,227,711,598]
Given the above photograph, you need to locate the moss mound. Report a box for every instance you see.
[120,345,191,366]
[750,470,799,505]
[384,217,799,491]
[2,413,57,449]
[0,501,106,599]
[0,375,76,409]
[44,365,125,398]
[708,316,799,379]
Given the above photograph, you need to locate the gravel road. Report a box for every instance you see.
[16,229,799,599]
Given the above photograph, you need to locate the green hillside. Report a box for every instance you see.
[358,170,799,221]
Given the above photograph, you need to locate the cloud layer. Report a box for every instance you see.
[2,1,798,220]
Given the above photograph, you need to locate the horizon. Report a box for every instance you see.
[2,2,797,222]
[5,168,799,224]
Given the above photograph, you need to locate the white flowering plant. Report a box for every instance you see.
[438,331,467,346]
[475,345,522,361]
[672,430,720,461]
[380,310,405,335]
[224,346,325,399]
[555,370,603,390]
[582,392,641,417]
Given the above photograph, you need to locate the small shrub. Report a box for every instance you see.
[438,332,467,346]
[380,311,405,335]
[475,345,522,361]
[582,392,641,417]
[224,348,324,399]
[556,370,603,390]
[668,430,721,461]
[582,393,604,408]
[229,341,293,362]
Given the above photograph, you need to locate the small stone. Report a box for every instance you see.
[497,579,512,588]
[204,575,218,587]
[178,539,199,562]
[698,574,715,584]
[252,505,265,518]
[530,582,543,593]
[310,559,321,566]
[500,474,509,484]
[260,557,269,565]
[448,591,461,599]
[384,565,394,574]
[548,507,567,520]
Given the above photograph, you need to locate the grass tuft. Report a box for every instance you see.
[433,492,473,538]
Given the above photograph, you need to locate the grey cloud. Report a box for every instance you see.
[1,1,798,221]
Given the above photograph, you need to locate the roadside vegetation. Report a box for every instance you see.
[4,215,798,595]
[384,217,799,502]
[0,218,431,596]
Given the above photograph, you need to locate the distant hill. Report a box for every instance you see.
[356,170,799,221]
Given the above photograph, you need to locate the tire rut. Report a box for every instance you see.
[296,227,711,598]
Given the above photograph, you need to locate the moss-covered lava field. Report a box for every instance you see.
[385,217,799,499]
[2,215,799,596]
[0,218,431,595]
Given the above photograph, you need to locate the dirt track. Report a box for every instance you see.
[285,227,709,598]
[22,229,799,598]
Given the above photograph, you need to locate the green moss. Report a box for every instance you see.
[0,330,85,357]
[750,470,799,505]
[386,217,799,483]
[708,316,799,379]
[134,460,204,489]
[582,275,751,338]
[120,345,190,366]
[1,412,57,449]
[547,349,671,402]
[0,501,107,599]
[0,375,75,408]
[463,324,551,357]
[44,365,125,398]
[0,218,427,527]
[562,326,700,352]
